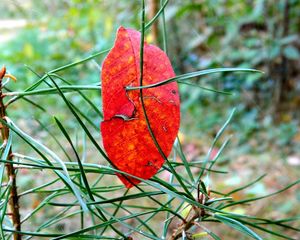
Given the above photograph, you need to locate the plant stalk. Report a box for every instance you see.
[0,66,21,240]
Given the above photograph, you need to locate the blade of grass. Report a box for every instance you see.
[46,74,112,166]
[37,207,83,233]
[139,0,193,198]
[0,125,12,193]
[145,0,169,31]
[225,174,267,196]
[54,118,102,202]
[35,119,73,162]
[49,51,109,74]
[5,85,100,97]
[6,50,108,106]
[198,108,236,182]
[221,179,300,209]
[24,64,53,88]
[176,137,195,183]
[17,97,47,112]
[18,177,60,197]
[230,217,296,240]
[87,187,159,237]
[52,209,163,240]
[0,184,11,239]
[160,0,168,54]
[214,214,262,240]
[49,73,103,118]
[127,68,263,90]
[178,80,233,95]
[206,136,231,183]
[47,74,142,238]
[2,228,117,239]
[21,191,68,224]
[0,117,88,212]
[162,149,176,238]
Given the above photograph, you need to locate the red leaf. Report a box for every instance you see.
[101,26,180,188]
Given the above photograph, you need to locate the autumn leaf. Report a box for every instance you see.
[101,26,180,188]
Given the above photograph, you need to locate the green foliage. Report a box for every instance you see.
[0,0,299,239]
[166,0,300,150]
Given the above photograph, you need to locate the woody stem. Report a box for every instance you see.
[169,209,200,240]
[0,71,21,240]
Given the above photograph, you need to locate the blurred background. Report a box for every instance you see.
[0,0,299,238]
